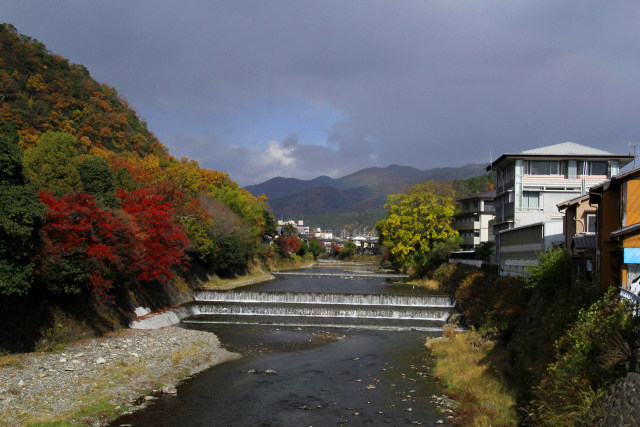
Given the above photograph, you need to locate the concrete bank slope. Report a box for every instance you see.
[0,327,241,426]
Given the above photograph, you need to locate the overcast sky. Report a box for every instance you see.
[3,1,640,186]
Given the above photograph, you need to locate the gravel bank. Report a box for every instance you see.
[0,326,241,426]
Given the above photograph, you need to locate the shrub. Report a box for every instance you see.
[526,247,571,290]
[533,289,639,425]
[432,262,475,294]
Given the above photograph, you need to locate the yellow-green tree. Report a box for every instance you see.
[23,131,81,196]
[376,181,458,272]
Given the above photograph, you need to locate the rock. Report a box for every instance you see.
[246,369,256,374]
[72,360,81,365]
[64,367,75,371]
[406,407,412,412]
[59,358,67,363]
[366,385,376,390]
[18,380,25,387]
[144,395,156,401]
[96,358,106,364]
[436,420,444,424]
[162,385,177,394]
[134,307,151,317]
[264,369,277,375]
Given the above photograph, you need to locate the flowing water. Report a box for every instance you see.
[112,265,454,426]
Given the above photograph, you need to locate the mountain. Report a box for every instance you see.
[247,175,339,200]
[246,163,490,229]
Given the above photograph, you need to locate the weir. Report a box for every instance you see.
[182,289,456,331]
[273,271,410,279]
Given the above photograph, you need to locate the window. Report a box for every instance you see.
[484,200,494,212]
[578,161,609,176]
[591,161,608,176]
[522,191,540,209]
[586,214,596,233]
[524,161,566,175]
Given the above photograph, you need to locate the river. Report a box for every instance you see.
[112,265,453,426]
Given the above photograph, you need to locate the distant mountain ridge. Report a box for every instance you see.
[245,163,488,229]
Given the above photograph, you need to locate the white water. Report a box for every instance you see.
[273,271,409,279]
[192,304,450,320]
[194,290,455,308]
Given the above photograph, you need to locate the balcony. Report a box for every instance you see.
[454,221,480,231]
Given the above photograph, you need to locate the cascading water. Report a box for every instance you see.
[183,285,457,331]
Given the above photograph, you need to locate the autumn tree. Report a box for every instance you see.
[38,192,137,297]
[23,131,81,196]
[118,188,189,283]
[275,236,302,257]
[0,133,46,295]
[189,195,254,277]
[376,181,458,273]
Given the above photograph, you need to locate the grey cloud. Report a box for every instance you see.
[3,1,640,185]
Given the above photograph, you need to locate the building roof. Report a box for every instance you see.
[557,193,590,211]
[590,166,640,203]
[457,189,496,202]
[487,142,634,171]
[573,233,596,250]
[611,222,640,240]
[521,142,614,156]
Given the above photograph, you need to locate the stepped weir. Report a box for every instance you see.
[182,289,457,332]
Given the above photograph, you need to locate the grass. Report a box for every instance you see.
[0,353,24,369]
[199,272,275,290]
[426,327,519,426]
[404,277,442,292]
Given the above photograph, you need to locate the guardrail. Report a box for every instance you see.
[620,288,640,315]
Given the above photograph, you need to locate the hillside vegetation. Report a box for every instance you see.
[0,23,276,351]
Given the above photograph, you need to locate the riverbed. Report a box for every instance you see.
[113,266,454,426]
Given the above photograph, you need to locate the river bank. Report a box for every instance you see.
[0,326,240,426]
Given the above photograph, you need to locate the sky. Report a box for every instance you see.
[3,1,640,186]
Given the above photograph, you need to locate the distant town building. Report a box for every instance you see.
[277,219,310,238]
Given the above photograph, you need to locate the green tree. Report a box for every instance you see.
[376,181,458,272]
[262,209,277,237]
[474,241,495,263]
[308,239,323,259]
[78,155,118,207]
[340,241,357,259]
[280,223,299,237]
[296,240,309,257]
[23,131,81,197]
[115,167,139,191]
[526,247,571,290]
[0,133,46,295]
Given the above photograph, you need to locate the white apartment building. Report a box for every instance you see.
[488,142,633,276]
[452,189,496,250]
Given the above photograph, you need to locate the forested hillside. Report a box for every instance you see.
[0,24,275,349]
